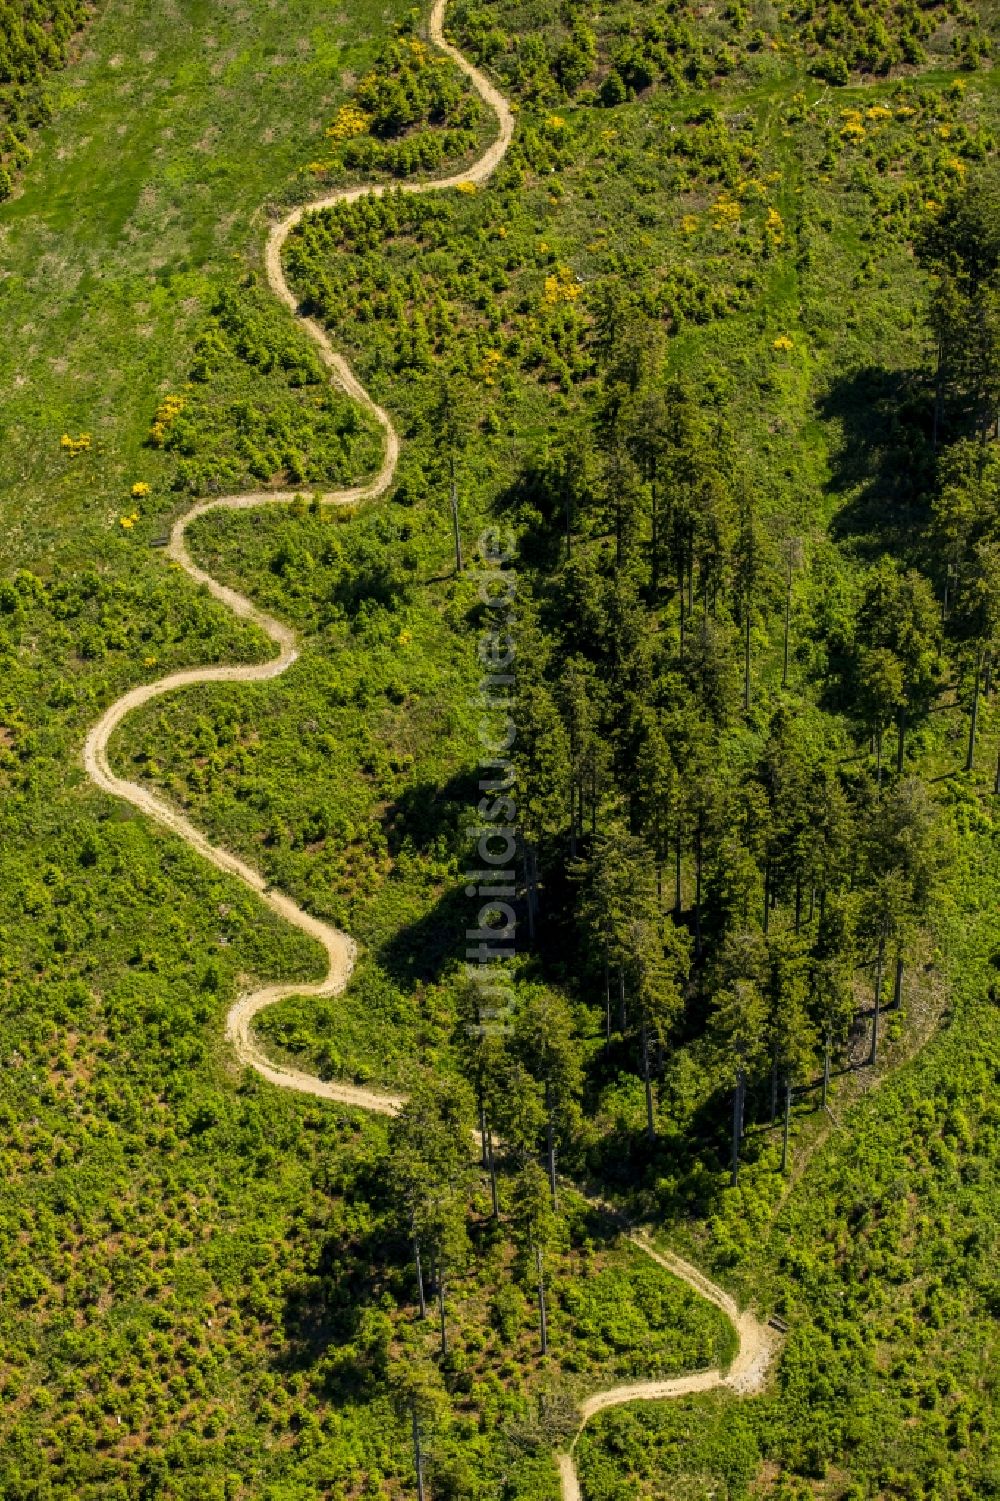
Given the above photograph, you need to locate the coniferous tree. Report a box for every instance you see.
[511,1161,556,1355]
[388,1073,474,1343]
[513,986,584,1207]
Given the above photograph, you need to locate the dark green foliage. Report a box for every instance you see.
[0,0,92,192]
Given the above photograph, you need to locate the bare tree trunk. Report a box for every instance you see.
[876,725,883,792]
[694,815,703,960]
[822,1033,831,1109]
[569,782,577,862]
[892,954,903,1012]
[603,944,612,1042]
[781,1079,792,1173]
[412,1402,426,1501]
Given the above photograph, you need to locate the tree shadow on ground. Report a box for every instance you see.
[274,1160,406,1395]
[490,459,572,574]
[819,364,935,561]
[377,767,504,987]
[376,879,482,988]
[382,768,480,860]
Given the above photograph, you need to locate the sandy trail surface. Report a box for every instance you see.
[554,1236,780,1498]
[82,0,510,1116]
[81,10,778,1495]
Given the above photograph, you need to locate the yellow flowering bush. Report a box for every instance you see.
[149,394,185,447]
[542,265,582,306]
[326,102,370,142]
[772,334,794,352]
[60,433,91,456]
[480,349,504,385]
[711,196,741,230]
[131,482,151,499]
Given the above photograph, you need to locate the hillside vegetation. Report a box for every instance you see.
[1,0,1000,1496]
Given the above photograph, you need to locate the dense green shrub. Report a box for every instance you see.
[0,0,92,191]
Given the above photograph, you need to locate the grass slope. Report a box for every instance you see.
[3,0,1000,1495]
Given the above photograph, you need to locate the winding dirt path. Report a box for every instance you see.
[82,0,509,1114]
[554,1236,779,1498]
[81,7,778,1495]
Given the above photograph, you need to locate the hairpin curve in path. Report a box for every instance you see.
[82,0,509,1114]
[79,7,778,1492]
